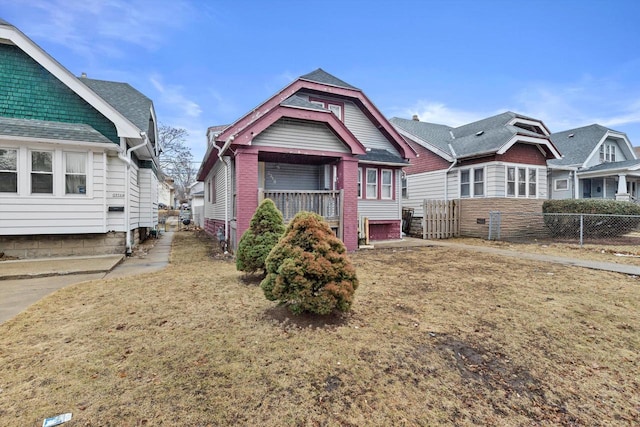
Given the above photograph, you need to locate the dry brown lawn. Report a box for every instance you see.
[0,232,639,426]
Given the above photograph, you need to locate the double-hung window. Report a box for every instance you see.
[65,152,87,194]
[31,151,53,194]
[366,168,378,199]
[0,148,17,193]
[381,170,393,199]
[507,166,538,197]
[401,174,408,199]
[357,168,362,198]
[460,167,484,197]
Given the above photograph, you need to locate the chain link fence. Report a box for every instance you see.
[488,212,640,246]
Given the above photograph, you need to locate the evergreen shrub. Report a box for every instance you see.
[236,198,285,274]
[260,211,358,315]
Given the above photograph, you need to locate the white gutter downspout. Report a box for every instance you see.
[212,135,234,247]
[117,132,150,255]
[444,144,458,201]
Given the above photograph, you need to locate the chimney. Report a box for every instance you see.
[412,114,419,121]
[80,72,87,78]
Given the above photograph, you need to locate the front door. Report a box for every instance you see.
[582,179,591,198]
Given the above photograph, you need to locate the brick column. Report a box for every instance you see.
[235,151,259,240]
[337,157,359,251]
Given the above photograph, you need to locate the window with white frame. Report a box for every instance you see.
[554,178,569,191]
[506,166,539,197]
[401,173,408,199]
[357,167,362,198]
[31,150,53,194]
[507,167,516,196]
[460,167,484,197]
[599,145,605,162]
[0,148,17,193]
[381,169,393,199]
[600,143,617,162]
[309,97,344,121]
[460,170,470,197]
[65,152,87,194]
[366,168,378,199]
[474,168,484,196]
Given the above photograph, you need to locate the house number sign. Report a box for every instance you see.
[112,193,125,198]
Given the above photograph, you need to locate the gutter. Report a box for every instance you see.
[212,135,235,250]
[444,144,458,201]
[117,132,150,255]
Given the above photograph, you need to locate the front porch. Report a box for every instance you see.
[579,174,640,203]
[259,189,344,237]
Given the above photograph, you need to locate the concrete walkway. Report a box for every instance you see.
[0,231,174,323]
[374,237,640,276]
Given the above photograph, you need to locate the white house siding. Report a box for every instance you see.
[549,170,573,199]
[138,168,158,227]
[129,162,141,228]
[404,170,446,216]
[0,144,108,235]
[204,160,229,222]
[487,164,505,197]
[253,118,349,153]
[358,170,402,221]
[343,101,397,152]
[584,137,629,168]
[106,153,126,231]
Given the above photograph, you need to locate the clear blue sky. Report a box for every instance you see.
[3,0,640,165]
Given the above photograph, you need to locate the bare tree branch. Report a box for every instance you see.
[158,124,197,202]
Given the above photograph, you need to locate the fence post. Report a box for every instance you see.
[580,214,584,247]
[422,199,427,240]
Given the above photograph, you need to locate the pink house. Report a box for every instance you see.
[197,69,415,251]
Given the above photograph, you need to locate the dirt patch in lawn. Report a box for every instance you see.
[0,233,638,426]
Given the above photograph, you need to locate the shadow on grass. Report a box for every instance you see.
[263,305,351,330]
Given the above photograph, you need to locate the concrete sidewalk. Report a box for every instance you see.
[0,231,174,324]
[373,237,640,276]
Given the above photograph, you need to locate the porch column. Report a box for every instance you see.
[617,174,628,196]
[337,157,359,251]
[235,151,259,241]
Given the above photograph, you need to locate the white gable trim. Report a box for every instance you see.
[497,135,561,159]
[394,127,454,162]
[582,133,609,168]
[0,134,121,149]
[0,24,141,138]
[508,117,550,136]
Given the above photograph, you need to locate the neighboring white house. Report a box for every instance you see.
[158,177,174,208]
[189,181,205,227]
[0,19,161,258]
[548,124,640,202]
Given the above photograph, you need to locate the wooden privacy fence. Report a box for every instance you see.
[422,199,459,239]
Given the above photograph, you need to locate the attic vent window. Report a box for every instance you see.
[476,131,484,136]
[568,133,575,138]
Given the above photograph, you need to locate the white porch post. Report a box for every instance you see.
[617,174,629,201]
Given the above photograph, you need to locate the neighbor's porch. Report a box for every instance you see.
[579,173,640,203]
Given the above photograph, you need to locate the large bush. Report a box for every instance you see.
[542,199,640,238]
[236,199,285,274]
[260,211,359,315]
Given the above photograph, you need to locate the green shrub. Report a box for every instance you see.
[260,211,359,315]
[236,199,285,274]
[542,199,640,238]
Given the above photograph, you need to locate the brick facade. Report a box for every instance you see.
[337,158,359,251]
[368,220,401,241]
[458,198,545,238]
[403,136,451,174]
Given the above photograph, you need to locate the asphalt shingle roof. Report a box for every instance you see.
[358,148,408,165]
[548,124,610,166]
[299,68,359,90]
[0,18,13,26]
[281,94,329,111]
[80,77,152,132]
[581,158,640,173]
[391,111,551,160]
[0,116,112,143]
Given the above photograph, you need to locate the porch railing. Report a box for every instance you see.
[259,190,343,222]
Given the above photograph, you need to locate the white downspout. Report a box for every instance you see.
[444,144,458,201]
[117,132,150,255]
[212,135,234,245]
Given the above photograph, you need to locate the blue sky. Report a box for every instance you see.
[3,0,640,165]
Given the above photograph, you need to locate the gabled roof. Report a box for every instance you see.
[280,94,328,111]
[80,78,153,133]
[391,111,559,161]
[548,124,614,167]
[299,68,359,90]
[0,116,113,144]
